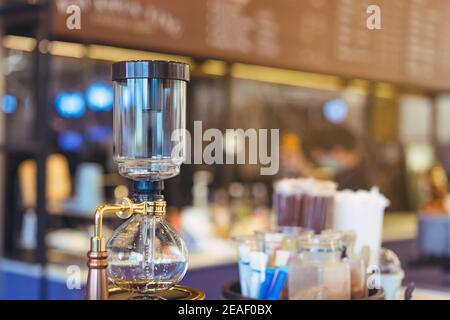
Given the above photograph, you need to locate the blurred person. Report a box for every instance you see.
[420,163,450,214]
[303,125,370,190]
[280,132,304,177]
[280,132,325,179]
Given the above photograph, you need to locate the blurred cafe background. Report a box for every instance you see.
[2,0,450,299]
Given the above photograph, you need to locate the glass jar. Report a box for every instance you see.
[112,60,189,181]
[340,231,366,299]
[255,229,312,300]
[256,228,313,263]
[107,207,188,294]
[288,235,350,300]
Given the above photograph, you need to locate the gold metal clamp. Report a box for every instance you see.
[90,197,166,252]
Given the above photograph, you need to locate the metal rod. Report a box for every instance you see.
[34,2,52,301]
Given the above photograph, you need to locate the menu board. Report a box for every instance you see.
[52,0,450,90]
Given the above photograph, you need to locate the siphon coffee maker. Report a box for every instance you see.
[86,60,204,300]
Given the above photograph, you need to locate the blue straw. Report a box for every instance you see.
[258,268,275,299]
[266,267,288,300]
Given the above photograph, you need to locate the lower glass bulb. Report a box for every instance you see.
[107,213,188,294]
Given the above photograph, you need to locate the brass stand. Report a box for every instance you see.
[86,251,108,300]
[85,197,166,300]
[108,285,205,300]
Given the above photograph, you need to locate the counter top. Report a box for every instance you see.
[0,248,237,285]
[405,287,450,300]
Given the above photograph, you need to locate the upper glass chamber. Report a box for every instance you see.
[112,61,189,180]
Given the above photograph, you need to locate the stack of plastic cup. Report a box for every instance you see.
[273,178,337,233]
[332,187,389,265]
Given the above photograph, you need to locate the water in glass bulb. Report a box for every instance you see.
[107,213,188,294]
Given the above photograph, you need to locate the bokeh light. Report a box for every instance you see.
[55,91,86,118]
[58,131,84,152]
[86,125,112,143]
[86,82,113,112]
[323,98,348,124]
[1,94,17,114]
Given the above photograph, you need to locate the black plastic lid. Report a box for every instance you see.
[111,60,190,82]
